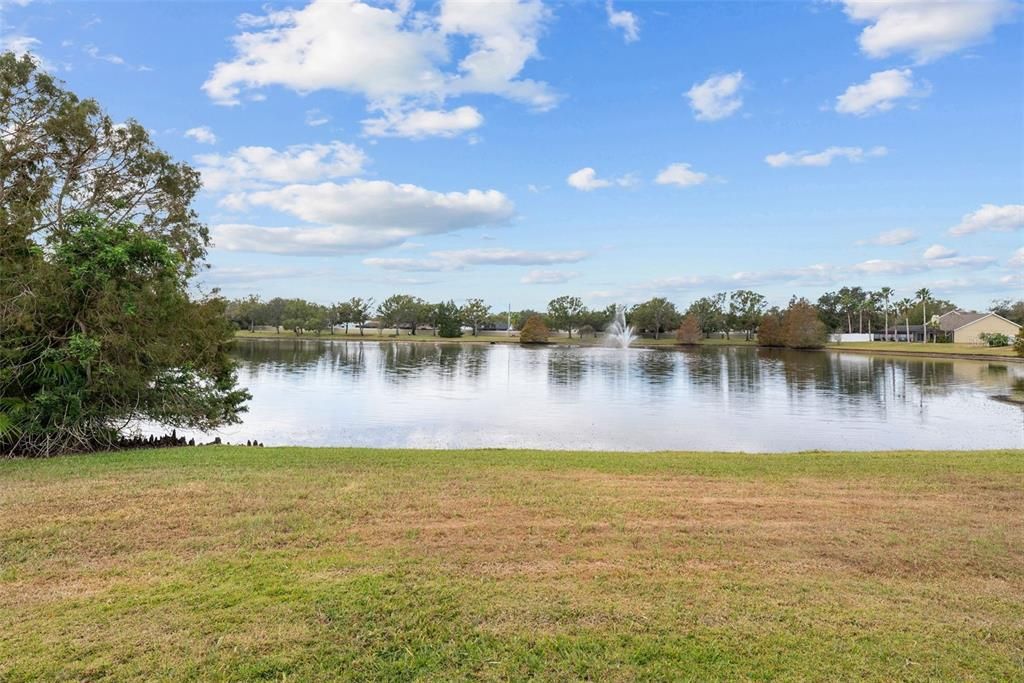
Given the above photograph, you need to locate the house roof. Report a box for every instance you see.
[937,310,987,332]
[938,310,1022,332]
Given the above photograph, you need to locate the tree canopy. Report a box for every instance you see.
[0,53,247,456]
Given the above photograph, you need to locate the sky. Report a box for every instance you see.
[2,0,1022,311]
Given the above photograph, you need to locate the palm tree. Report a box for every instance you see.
[916,288,932,343]
[879,287,894,341]
[898,297,914,342]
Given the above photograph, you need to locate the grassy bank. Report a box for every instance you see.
[2,447,1022,681]
[233,329,754,348]
[827,341,1019,360]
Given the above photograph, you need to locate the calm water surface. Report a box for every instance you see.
[187,339,1023,452]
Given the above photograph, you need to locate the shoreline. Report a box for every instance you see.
[232,331,1020,361]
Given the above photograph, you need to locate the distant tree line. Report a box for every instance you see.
[227,288,1019,349]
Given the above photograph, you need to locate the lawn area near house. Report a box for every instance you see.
[2,446,1022,681]
[828,341,1019,359]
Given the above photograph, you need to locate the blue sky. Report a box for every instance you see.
[3,0,1022,310]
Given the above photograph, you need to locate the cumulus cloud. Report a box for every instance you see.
[364,248,587,272]
[853,255,995,275]
[1009,247,1024,268]
[202,0,557,138]
[840,0,1017,63]
[856,228,918,246]
[566,167,637,191]
[211,180,515,254]
[922,244,956,260]
[765,145,887,168]
[654,163,708,187]
[522,269,578,285]
[948,203,1024,236]
[686,71,743,121]
[362,105,483,139]
[184,126,217,145]
[606,1,639,43]
[197,141,367,191]
[835,68,926,116]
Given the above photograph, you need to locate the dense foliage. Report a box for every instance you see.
[756,300,827,349]
[675,315,702,345]
[519,315,550,343]
[0,54,247,456]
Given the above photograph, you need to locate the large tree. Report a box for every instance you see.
[630,297,680,340]
[547,295,585,338]
[0,54,248,456]
[460,298,491,336]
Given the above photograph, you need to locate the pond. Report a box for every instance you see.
[180,339,1023,452]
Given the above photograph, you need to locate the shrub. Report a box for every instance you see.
[756,309,786,347]
[519,315,550,344]
[1015,335,1024,358]
[675,315,702,345]
[781,299,828,349]
[980,332,1010,347]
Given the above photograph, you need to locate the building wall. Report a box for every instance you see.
[953,316,1021,344]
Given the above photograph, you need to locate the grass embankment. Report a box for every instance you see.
[2,447,1022,680]
[826,341,1019,360]
[233,328,753,348]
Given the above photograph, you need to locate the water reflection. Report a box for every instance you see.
[190,340,1024,452]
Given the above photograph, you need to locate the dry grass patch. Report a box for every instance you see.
[1,447,1022,680]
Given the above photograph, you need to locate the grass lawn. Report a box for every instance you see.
[827,341,1018,359]
[2,447,1022,681]
[232,329,752,348]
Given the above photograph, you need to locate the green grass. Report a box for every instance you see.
[2,447,1023,681]
[233,328,753,348]
[827,341,1018,358]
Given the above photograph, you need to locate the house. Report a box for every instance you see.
[936,310,1021,344]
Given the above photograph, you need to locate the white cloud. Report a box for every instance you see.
[835,69,925,116]
[305,109,330,127]
[1008,247,1024,268]
[212,180,515,254]
[203,0,557,128]
[948,203,1024,236]
[362,105,483,139]
[922,244,956,260]
[840,0,1017,63]
[654,163,708,187]
[521,269,578,284]
[853,255,995,275]
[84,44,124,65]
[566,167,636,191]
[686,71,743,121]
[856,228,918,246]
[197,141,367,191]
[184,126,217,145]
[606,1,639,43]
[1,34,40,54]
[765,145,887,168]
[364,248,587,272]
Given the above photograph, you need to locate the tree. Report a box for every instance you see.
[511,309,543,330]
[781,298,828,348]
[916,288,932,342]
[347,297,373,335]
[686,293,726,338]
[896,297,914,342]
[990,299,1024,326]
[460,298,491,336]
[226,295,262,332]
[377,294,424,335]
[519,315,550,343]
[262,298,287,333]
[630,297,680,339]
[0,57,247,456]
[729,290,767,340]
[815,291,844,332]
[434,300,462,338]
[547,296,585,338]
[676,315,702,345]
[756,308,786,347]
[878,287,894,341]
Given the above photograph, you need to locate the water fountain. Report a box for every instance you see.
[606,304,637,349]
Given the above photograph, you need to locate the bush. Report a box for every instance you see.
[519,315,550,344]
[980,332,1010,347]
[1015,336,1024,358]
[756,309,785,347]
[675,315,702,345]
[781,300,828,349]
